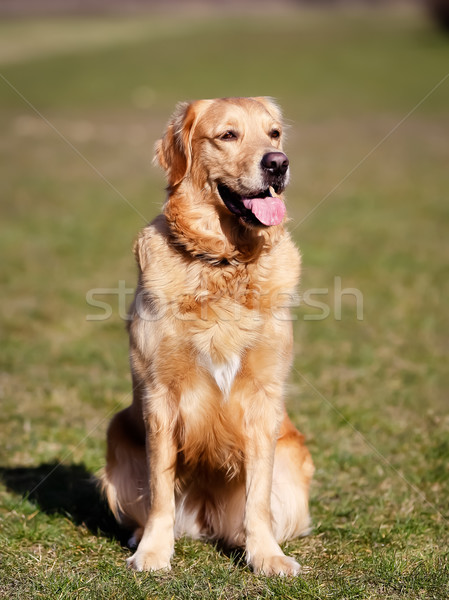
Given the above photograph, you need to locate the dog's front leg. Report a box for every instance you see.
[244,398,301,576]
[127,395,177,572]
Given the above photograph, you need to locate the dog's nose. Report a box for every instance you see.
[261,152,289,176]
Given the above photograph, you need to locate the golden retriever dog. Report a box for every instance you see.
[102,97,314,576]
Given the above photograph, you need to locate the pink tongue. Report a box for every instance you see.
[242,196,286,226]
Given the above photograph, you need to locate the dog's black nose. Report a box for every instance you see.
[261,152,289,176]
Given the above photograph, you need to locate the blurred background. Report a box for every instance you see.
[0,1,448,596]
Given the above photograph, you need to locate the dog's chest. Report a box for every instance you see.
[198,353,241,399]
[190,310,258,399]
[184,267,265,398]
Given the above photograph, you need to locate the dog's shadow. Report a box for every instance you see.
[1,463,249,566]
[0,462,129,545]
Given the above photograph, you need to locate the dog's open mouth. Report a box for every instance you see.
[217,184,286,227]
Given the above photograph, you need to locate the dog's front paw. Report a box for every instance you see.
[251,554,301,577]
[126,548,172,572]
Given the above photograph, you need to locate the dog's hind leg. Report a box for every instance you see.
[101,407,149,539]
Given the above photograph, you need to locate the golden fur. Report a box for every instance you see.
[102,97,314,576]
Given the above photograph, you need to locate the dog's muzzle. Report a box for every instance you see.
[217,152,290,227]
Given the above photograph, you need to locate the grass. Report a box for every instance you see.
[1,5,449,599]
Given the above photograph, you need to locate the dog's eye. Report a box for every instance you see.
[270,129,281,139]
[220,131,238,141]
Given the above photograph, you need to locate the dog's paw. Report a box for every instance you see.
[126,549,171,572]
[251,554,301,577]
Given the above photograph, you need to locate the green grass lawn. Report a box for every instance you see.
[1,6,448,599]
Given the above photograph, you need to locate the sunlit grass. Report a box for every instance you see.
[0,6,448,599]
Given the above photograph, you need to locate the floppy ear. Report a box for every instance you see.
[154,101,202,188]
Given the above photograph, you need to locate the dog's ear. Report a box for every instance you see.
[154,102,190,186]
[154,100,209,188]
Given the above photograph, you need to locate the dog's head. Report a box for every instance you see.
[155,97,289,229]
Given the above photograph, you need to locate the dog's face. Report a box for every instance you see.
[156,97,289,228]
